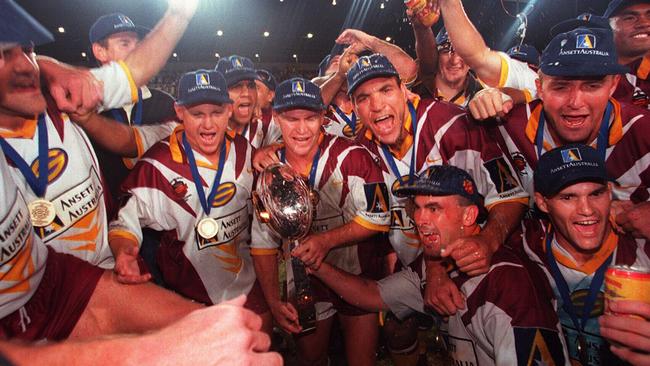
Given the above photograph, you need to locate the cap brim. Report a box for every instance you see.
[224,70,260,87]
[348,71,399,95]
[273,101,325,112]
[176,95,233,106]
[1,1,54,46]
[540,63,629,77]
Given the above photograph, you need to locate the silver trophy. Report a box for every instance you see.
[253,163,317,332]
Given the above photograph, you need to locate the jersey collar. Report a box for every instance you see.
[364,96,420,160]
[169,124,231,169]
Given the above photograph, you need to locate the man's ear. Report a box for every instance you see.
[91,43,108,64]
[173,104,184,122]
[534,192,549,213]
[462,205,479,226]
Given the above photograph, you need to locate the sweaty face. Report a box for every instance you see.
[175,103,232,163]
[229,79,258,126]
[254,80,274,110]
[352,76,408,147]
[93,31,139,64]
[610,3,650,61]
[535,182,612,261]
[437,51,470,86]
[0,46,46,119]
[274,108,324,159]
[411,195,469,257]
[537,74,619,146]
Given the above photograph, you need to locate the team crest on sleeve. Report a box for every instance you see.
[511,152,529,176]
[513,327,567,366]
[576,34,596,49]
[364,182,389,213]
[292,80,305,93]
[561,148,582,163]
[484,157,520,193]
[30,148,68,185]
[196,73,210,86]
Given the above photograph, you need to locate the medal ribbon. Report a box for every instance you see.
[334,106,357,133]
[381,101,417,186]
[545,233,612,342]
[279,146,321,189]
[110,88,143,125]
[536,101,612,160]
[0,114,49,197]
[182,133,227,216]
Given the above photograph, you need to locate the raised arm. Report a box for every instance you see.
[410,8,439,76]
[438,0,504,86]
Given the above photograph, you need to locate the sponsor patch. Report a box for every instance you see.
[514,327,567,366]
[364,182,389,213]
[576,34,596,49]
[196,206,248,250]
[196,73,210,86]
[30,148,68,185]
[484,157,519,193]
[211,182,237,208]
[561,148,582,163]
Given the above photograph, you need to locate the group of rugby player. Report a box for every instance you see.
[1,0,650,365]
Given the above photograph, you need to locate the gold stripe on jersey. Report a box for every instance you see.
[638,54,650,79]
[0,236,35,295]
[108,229,140,245]
[250,247,279,256]
[497,53,509,88]
[0,117,37,139]
[353,216,390,232]
[549,229,618,275]
[117,60,139,104]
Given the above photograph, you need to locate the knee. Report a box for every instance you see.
[383,315,418,353]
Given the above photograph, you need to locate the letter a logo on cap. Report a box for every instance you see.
[292,80,304,93]
[576,34,596,49]
[561,148,582,163]
[196,73,210,86]
[232,57,243,68]
[118,14,134,26]
[359,56,371,68]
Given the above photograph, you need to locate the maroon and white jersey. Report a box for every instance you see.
[495,99,650,203]
[231,110,282,149]
[360,98,528,265]
[613,54,650,109]
[324,105,364,140]
[109,126,256,305]
[0,149,48,319]
[378,246,568,366]
[520,219,650,365]
[0,107,114,269]
[251,134,390,275]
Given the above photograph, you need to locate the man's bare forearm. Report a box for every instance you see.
[413,25,438,76]
[312,263,386,312]
[483,201,526,252]
[74,113,138,157]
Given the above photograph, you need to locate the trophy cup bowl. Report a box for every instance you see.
[253,163,317,332]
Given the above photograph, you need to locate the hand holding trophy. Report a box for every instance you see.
[253,163,317,332]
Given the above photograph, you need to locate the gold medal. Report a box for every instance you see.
[28,199,55,227]
[197,217,219,239]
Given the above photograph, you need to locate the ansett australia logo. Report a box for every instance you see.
[211,182,237,208]
[576,34,596,49]
[196,73,210,86]
[292,80,305,93]
[359,56,372,68]
[561,148,582,163]
[232,57,243,68]
[30,148,68,184]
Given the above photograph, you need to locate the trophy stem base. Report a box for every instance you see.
[286,240,316,333]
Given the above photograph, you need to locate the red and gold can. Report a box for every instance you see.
[604,265,650,313]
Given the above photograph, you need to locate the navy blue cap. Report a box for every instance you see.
[540,27,629,77]
[176,69,233,106]
[273,77,325,111]
[347,54,400,95]
[395,165,487,221]
[215,55,259,87]
[436,27,450,45]
[604,0,650,18]
[0,0,53,48]
[550,13,610,37]
[507,44,540,66]
[534,144,608,197]
[89,13,148,44]
[256,69,277,91]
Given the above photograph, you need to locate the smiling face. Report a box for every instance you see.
[274,108,324,160]
[175,103,232,163]
[228,79,258,127]
[610,3,650,62]
[410,195,477,257]
[535,181,612,263]
[351,76,408,148]
[537,73,620,146]
[436,50,470,87]
[0,46,46,122]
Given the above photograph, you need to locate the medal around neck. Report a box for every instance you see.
[29,199,55,227]
[197,217,219,240]
[253,163,316,332]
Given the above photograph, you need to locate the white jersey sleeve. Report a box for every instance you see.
[495,52,538,101]
[90,61,139,112]
[377,267,425,320]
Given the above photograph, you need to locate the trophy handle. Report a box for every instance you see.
[285,239,317,333]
